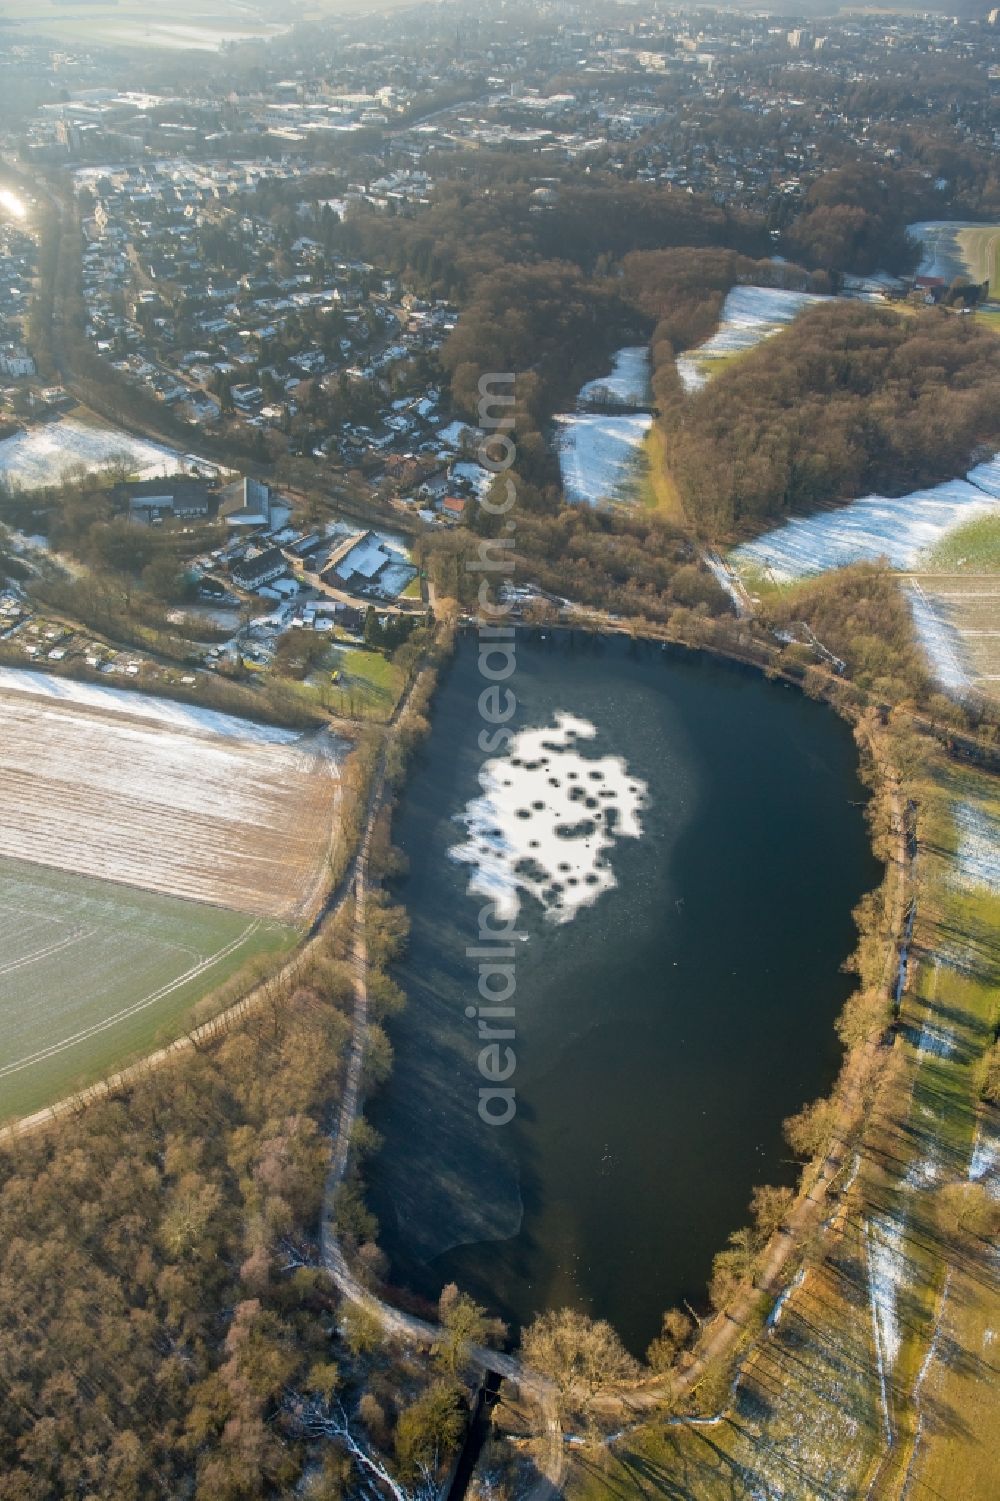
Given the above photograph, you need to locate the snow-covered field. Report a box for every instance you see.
[577,345,651,405]
[103,21,290,50]
[555,411,652,506]
[449,712,647,924]
[676,285,828,394]
[554,346,653,505]
[731,458,1000,582]
[728,456,1000,697]
[0,666,300,743]
[0,674,341,920]
[906,584,975,695]
[0,416,191,491]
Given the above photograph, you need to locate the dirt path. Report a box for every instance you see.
[317,656,565,1498]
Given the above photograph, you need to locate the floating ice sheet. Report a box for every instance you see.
[448,713,647,923]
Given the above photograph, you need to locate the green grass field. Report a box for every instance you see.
[956,226,1000,297]
[333,646,404,718]
[0,858,297,1121]
[921,512,1000,573]
[638,424,687,523]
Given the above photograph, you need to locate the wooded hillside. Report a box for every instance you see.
[664,303,1000,535]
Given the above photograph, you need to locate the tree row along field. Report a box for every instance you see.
[0,675,345,1120]
[0,681,343,920]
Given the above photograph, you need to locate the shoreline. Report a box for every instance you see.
[330,619,917,1402]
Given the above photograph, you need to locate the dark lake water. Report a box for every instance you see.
[365,633,881,1354]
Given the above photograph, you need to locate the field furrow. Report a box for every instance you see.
[0,681,342,920]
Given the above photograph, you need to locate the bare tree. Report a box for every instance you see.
[286,1392,436,1501]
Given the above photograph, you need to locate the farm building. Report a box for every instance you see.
[219,476,279,528]
[318,528,417,598]
[124,476,213,519]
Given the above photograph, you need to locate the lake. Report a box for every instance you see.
[365,634,881,1353]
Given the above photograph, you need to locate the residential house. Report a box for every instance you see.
[230,546,288,590]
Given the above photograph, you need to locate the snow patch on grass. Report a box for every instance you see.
[554,410,652,506]
[907,220,995,282]
[448,713,647,924]
[950,801,1000,895]
[0,416,196,491]
[731,459,1000,582]
[577,345,651,405]
[907,584,973,696]
[915,1019,957,1059]
[904,1156,941,1188]
[676,284,827,393]
[865,1213,906,1445]
[969,1121,1000,1198]
[0,666,301,745]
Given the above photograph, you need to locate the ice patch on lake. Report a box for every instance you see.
[732,457,1000,582]
[577,345,651,406]
[0,666,302,745]
[448,713,647,923]
[676,285,828,394]
[951,801,1000,895]
[0,417,195,492]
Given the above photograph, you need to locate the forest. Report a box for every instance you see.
[0,960,356,1500]
[0,853,490,1501]
[332,177,766,301]
[663,302,1000,535]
